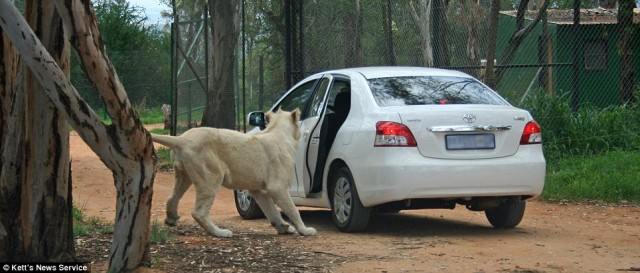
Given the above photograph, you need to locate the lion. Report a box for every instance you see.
[151,109,316,237]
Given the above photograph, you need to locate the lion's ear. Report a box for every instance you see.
[291,108,301,123]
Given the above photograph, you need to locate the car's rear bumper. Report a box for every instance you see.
[349,145,546,207]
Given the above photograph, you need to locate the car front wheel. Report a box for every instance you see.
[331,166,370,232]
[485,197,526,229]
[234,189,265,219]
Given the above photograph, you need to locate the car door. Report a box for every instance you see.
[296,76,332,196]
[272,78,321,197]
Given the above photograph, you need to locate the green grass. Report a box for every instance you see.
[73,206,175,244]
[72,205,113,237]
[150,128,170,135]
[542,151,640,204]
[149,220,175,244]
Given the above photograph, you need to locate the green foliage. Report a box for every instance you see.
[155,147,173,171]
[543,151,640,204]
[520,92,640,160]
[72,204,113,237]
[149,220,175,244]
[134,98,166,124]
[150,128,170,135]
[71,0,171,116]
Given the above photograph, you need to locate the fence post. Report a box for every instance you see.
[571,0,581,112]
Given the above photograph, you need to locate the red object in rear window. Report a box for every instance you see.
[520,121,542,145]
[375,121,417,147]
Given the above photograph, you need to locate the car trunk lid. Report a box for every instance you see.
[392,105,531,159]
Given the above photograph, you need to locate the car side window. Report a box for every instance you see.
[327,79,350,111]
[308,78,331,119]
[276,80,318,118]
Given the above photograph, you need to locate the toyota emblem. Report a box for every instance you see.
[462,114,476,123]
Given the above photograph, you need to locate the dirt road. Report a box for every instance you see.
[70,130,640,272]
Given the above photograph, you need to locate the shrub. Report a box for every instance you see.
[520,92,640,160]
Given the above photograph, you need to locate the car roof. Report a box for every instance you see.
[320,66,473,80]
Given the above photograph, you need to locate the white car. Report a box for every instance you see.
[235,66,546,232]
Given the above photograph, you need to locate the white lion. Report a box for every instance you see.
[151,109,316,237]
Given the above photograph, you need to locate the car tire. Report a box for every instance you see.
[234,189,265,220]
[485,197,526,229]
[330,166,370,232]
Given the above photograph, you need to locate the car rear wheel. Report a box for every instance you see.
[485,197,526,229]
[234,189,265,219]
[331,166,370,232]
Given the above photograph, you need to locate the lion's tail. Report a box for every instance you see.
[150,133,181,149]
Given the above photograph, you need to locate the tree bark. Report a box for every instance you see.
[618,0,635,104]
[0,0,75,262]
[0,1,156,271]
[484,0,500,88]
[408,0,434,66]
[381,0,397,66]
[202,0,240,129]
[494,0,549,85]
[460,0,482,77]
[432,0,449,67]
[344,0,363,67]
[0,12,24,262]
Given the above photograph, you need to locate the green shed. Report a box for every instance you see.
[497,8,640,107]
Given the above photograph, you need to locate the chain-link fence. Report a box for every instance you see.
[171,11,209,135]
[169,1,639,157]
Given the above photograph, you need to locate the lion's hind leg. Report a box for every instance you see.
[165,166,192,226]
[190,168,233,238]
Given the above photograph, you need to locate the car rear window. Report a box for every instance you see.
[368,76,508,106]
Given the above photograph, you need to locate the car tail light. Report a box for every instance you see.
[520,121,542,145]
[375,121,417,147]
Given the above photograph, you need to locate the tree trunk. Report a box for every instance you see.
[202,0,239,129]
[0,1,156,271]
[618,0,635,104]
[494,0,549,85]
[460,0,482,77]
[408,0,434,66]
[432,0,449,67]
[0,15,23,262]
[344,0,363,67]
[484,0,500,88]
[381,0,397,66]
[0,0,75,262]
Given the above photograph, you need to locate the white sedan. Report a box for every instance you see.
[235,66,546,232]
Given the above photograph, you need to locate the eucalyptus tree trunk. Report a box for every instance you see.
[0,0,74,262]
[484,0,500,88]
[203,0,240,129]
[0,12,23,262]
[494,0,549,85]
[0,1,156,271]
[344,0,363,67]
[408,0,434,67]
[460,0,482,77]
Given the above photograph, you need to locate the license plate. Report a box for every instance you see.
[445,134,495,150]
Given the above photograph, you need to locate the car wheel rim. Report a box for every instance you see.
[236,190,252,211]
[333,176,352,224]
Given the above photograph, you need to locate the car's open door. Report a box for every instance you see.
[296,75,332,196]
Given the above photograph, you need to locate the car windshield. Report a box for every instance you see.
[368,76,508,106]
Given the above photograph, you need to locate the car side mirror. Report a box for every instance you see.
[248,111,266,130]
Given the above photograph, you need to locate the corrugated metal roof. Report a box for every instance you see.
[500,8,640,25]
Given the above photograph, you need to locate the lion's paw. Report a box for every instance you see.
[298,227,317,236]
[213,228,233,238]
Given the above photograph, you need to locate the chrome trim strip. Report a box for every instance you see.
[428,125,512,132]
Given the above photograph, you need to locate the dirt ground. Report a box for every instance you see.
[70,129,640,273]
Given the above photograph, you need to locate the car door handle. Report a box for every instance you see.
[303,130,310,140]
